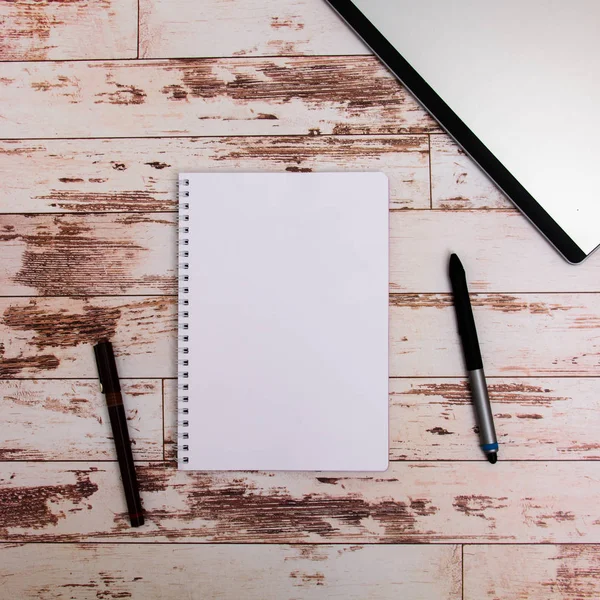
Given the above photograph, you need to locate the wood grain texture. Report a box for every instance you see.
[390,378,600,461]
[0,543,461,600]
[0,296,176,379]
[0,213,176,296]
[140,0,367,58]
[0,57,439,138]
[390,211,600,293]
[163,379,177,460]
[2,462,600,543]
[464,545,600,599]
[391,293,600,377]
[4,212,600,296]
[0,379,163,461]
[2,293,599,378]
[3,0,598,592]
[0,0,138,61]
[166,377,600,462]
[0,135,430,213]
[430,134,511,210]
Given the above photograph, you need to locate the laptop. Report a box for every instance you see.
[325,0,600,263]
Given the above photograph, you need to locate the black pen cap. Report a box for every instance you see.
[93,339,121,394]
[448,253,483,371]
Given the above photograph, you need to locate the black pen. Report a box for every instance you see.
[94,340,145,526]
[449,254,499,464]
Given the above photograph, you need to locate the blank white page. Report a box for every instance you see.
[178,172,389,471]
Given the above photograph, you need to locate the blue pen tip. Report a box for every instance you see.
[487,453,498,464]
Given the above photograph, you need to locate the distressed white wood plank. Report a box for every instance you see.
[163,379,177,460]
[0,136,430,213]
[0,543,461,600]
[166,378,600,462]
[391,293,600,377]
[464,545,600,600]
[430,134,511,209]
[19,374,600,464]
[0,213,176,296]
[0,57,438,138]
[2,462,600,543]
[390,378,600,461]
[0,0,138,61]
[140,0,367,58]
[0,296,176,379]
[4,211,600,297]
[1,294,599,378]
[0,379,163,461]
[390,211,600,293]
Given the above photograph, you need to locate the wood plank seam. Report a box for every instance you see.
[161,378,166,462]
[0,3,596,591]
[137,0,141,60]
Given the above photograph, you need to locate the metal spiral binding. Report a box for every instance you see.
[178,177,191,465]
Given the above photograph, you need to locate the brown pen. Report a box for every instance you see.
[94,339,144,527]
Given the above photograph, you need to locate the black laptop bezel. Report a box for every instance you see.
[326,0,587,264]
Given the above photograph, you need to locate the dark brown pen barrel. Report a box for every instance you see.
[107,400,144,527]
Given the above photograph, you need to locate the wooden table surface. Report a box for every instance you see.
[2,1,600,598]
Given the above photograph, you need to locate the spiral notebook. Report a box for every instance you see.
[178,172,389,471]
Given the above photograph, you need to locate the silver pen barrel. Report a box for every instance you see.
[468,369,498,462]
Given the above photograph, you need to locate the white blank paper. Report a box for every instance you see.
[178,172,389,471]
